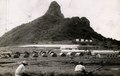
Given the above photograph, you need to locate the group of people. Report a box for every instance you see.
[15,61,87,76]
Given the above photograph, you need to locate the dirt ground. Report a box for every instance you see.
[0,47,120,76]
[0,56,120,76]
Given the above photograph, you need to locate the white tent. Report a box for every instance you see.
[59,52,66,57]
[67,52,75,56]
[41,53,47,57]
[75,53,81,56]
[13,54,20,58]
[32,53,39,57]
[50,53,57,57]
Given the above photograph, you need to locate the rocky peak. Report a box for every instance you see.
[44,1,64,18]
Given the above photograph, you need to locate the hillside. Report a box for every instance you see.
[0,1,120,48]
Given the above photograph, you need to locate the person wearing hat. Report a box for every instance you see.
[75,62,86,75]
[15,61,29,76]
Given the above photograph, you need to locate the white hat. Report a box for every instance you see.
[22,60,28,65]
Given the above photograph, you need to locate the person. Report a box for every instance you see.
[15,61,30,76]
[75,62,86,75]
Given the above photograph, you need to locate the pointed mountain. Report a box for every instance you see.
[0,1,119,47]
[44,1,64,18]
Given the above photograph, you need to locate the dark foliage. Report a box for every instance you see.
[0,1,119,47]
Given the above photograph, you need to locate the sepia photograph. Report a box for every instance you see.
[0,0,120,76]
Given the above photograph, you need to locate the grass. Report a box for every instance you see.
[0,72,115,76]
[0,47,120,76]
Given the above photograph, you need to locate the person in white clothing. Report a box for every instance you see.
[15,61,29,76]
[75,62,86,74]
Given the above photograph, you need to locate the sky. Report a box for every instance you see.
[0,0,120,40]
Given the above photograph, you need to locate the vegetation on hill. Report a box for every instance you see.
[0,1,119,48]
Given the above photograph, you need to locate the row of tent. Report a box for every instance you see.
[0,50,120,58]
[0,51,86,59]
[0,51,59,58]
